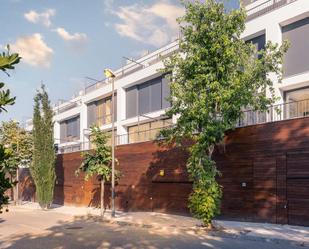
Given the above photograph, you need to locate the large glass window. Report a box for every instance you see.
[283,17,309,77]
[127,119,172,143]
[87,94,117,127]
[126,86,138,119]
[125,76,171,119]
[60,116,80,143]
[285,87,309,119]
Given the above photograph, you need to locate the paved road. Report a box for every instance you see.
[0,208,305,249]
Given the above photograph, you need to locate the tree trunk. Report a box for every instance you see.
[100,178,104,216]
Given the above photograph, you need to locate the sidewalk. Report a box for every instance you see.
[11,202,203,233]
[213,219,309,245]
[11,202,309,245]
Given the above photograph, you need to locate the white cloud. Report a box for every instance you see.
[54,27,87,42]
[24,9,55,27]
[106,0,184,47]
[11,33,53,68]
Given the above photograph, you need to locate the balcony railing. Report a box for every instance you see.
[84,43,179,94]
[56,99,309,154]
[56,125,171,154]
[54,100,81,114]
[246,0,297,21]
[238,98,309,127]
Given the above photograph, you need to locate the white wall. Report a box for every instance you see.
[244,0,309,103]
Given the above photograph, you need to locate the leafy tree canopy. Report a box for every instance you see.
[76,125,118,181]
[0,45,21,212]
[0,120,33,175]
[76,125,119,215]
[161,0,288,225]
[0,45,21,112]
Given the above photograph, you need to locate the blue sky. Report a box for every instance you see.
[0,0,239,123]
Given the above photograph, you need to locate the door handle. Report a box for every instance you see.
[284,201,288,209]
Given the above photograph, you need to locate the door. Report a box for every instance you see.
[287,151,309,226]
[253,157,277,223]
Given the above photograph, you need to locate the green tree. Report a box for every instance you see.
[0,145,13,212]
[161,0,288,225]
[76,125,119,216]
[31,85,56,209]
[0,45,21,212]
[0,45,21,112]
[0,120,33,203]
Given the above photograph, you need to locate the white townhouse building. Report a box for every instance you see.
[242,0,309,123]
[32,0,309,153]
[52,42,178,153]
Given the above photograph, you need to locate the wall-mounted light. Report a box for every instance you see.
[159,169,165,177]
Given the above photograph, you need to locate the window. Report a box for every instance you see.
[126,86,138,119]
[138,82,151,115]
[246,33,265,59]
[127,119,172,143]
[283,18,309,77]
[162,77,171,109]
[87,94,117,127]
[60,116,80,143]
[126,76,171,119]
[285,87,309,119]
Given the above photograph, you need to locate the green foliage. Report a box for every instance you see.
[0,82,15,113]
[76,125,118,182]
[188,181,222,225]
[76,125,119,214]
[0,145,13,212]
[0,45,21,113]
[161,0,288,225]
[0,120,33,176]
[31,85,56,209]
[0,45,21,211]
[0,45,20,72]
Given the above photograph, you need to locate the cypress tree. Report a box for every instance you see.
[31,85,56,209]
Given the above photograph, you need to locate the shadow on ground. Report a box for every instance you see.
[0,215,205,249]
[1,213,303,249]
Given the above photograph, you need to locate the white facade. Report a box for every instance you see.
[53,41,178,153]
[244,0,309,103]
[29,0,309,153]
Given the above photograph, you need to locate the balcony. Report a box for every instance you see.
[56,98,309,154]
[84,42,179,94]
[238,98,309,126]
[246,0,298,21]
[54,99,81,114]
[57,123,172,154]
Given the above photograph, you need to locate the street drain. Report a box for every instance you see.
[66,226,83,230]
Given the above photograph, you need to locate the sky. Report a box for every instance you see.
[0,0,239,123]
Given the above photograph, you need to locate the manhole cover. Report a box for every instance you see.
[66,226,83,230]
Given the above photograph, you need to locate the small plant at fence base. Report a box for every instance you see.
[160,0,288,226]
[0,145,14,213]
[76,125,119,216]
